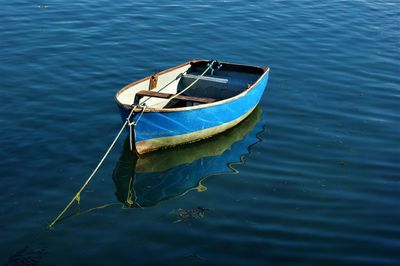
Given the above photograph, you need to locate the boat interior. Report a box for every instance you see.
[116,60,265,109]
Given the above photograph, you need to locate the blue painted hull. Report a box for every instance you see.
[116,61,269,154]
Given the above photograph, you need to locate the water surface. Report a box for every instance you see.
[1,0,399,265]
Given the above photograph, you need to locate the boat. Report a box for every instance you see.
[115,59,270,154]
[112,106,265,208]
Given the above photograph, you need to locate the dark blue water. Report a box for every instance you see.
[1,1,399,265]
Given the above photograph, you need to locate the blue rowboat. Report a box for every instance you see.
[115,60,270,154]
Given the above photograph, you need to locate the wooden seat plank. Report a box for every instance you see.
[135,90,216,104]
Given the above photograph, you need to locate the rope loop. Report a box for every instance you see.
[207,60,222,75]
[128,103,146,151]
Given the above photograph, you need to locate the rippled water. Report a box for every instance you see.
[1,0,399,265]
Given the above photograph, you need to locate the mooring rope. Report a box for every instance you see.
[169,60,215,102]
[48,61,217,228]
[48,107,137,228]
[128,104,146,151]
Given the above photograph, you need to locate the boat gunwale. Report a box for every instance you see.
[114,59,270,113]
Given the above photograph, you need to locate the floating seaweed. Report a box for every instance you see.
[175,207,211,223]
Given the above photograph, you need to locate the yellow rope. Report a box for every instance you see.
[126,175,143,209]
[168,60,215,102]
[48,108,136,228]
[48,61,216,227]
[129,104,146,151]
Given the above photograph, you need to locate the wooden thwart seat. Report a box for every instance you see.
[135,90,216,104]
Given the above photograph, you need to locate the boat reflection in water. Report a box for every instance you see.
[112,106,265,208]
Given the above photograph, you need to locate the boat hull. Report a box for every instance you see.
[117,70,269,154]
[112,107,264,208]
